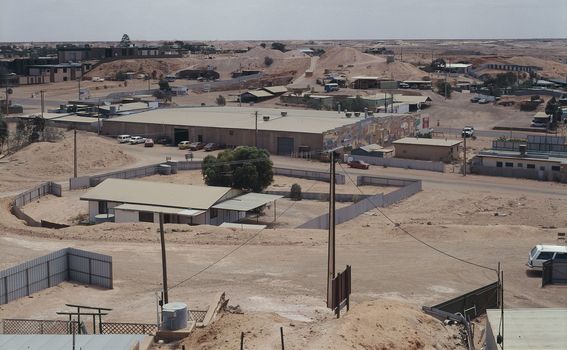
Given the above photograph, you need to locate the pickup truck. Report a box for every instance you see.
[462,127,475,138]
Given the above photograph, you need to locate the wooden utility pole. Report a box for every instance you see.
[73,128,78,178]
[40,90,45,118]
[463,134,467,176]
[77,78,81,100]
[326,151,336,308]
[159,213,169,305]
[254,111,258,148]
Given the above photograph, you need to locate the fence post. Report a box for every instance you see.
[240,332,244,350]
[25,268,30,296]
[280,327,285,350]
[47,260,51,287]
[3,276,8,304]
[88,258,92,285]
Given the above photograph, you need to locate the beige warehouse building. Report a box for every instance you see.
[102,107,417,156]
[393,137,463,163]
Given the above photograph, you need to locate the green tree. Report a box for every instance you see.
[216,95,226,106]
[202,146,274,192]
[545,97,559,115]
[120,34,132,47]
[260,43,266,48]
[271,42,286,52]
[158,79,171,91]
[290,183,302,201]
[436,80,452,98]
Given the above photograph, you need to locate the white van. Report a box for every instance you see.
[117,135,131,143]
[527,245,567,269]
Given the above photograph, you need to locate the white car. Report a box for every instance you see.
[129,136,146,144]
[527,245,567,269]
[117,135,131,143]
[462,127,475,138]
[92,77,105,82]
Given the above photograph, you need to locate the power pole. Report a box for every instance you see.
[254,111,258,148]
[40,90,45,118]
[77,78,81,101]
[326,150,336,308]
[463,134,467,176]
[159,213,169,305]
[73,128,78,178]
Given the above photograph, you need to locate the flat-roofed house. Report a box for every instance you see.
[393,137,462,163]
[80,178,281,225]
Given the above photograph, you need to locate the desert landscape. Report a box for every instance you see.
[1,19,567,348]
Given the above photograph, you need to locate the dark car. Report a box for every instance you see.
[470,96,481,103]
[188,142,206,151]
[347,159,370,169]
[204,143,218,151]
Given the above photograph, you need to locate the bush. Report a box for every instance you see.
[290,183,302,201]
[216,95,226,106]
[264,56,274,66]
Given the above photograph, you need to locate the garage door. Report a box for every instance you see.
[277,137,294,155]
[174,128,189,144]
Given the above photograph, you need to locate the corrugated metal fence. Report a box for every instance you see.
[542,260,567,287]
[298,176,422,229]
[430,282,499,320]
[274,167,346,184]
[10,182,63,227]
[0,248,112,305]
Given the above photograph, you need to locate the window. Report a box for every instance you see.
[496,162,503,168]
[552,166,560,171]
[539,166,545,171]
[536,252,554,260]
[63,68,67,73]
[517,163,523,168]
[98,201,108,214]
[210,208,218,219]
[505,162,513,168]
[527,164,535,169]
[554,253,567,261]
[138,211,154,222]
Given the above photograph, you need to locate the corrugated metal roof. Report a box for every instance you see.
[486,309,567,350]
[393,137,462,147]
[393,94,432,104]
[212,193,282,211]
[445,63,472,68]
[359,144,393,153]
[99,102,149,112]
[80,179,234,210]
[104,107,396,134]
[244,90,274,98]
[114,204,205,217]
[0,334,149,350]
[351,76,379,80]
[262,86,288,94]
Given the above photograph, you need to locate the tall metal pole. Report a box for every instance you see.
[77,78,81,101]
[326,151,336,308]
[159,213,169,305]
[73,128,78,178]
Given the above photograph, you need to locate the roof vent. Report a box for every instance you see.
[263,115,270,121]
[281,111,287,117]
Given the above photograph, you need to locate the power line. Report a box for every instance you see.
[337,162,497,273]
[167,179,321,291]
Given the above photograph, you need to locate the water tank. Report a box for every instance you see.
[94,213,115,224]
[166,160,178,174]
[162,302,188,330]
[158,164,172,175]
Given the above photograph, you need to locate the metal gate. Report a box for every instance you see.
[174,128,189,144]
[277,137,294,155]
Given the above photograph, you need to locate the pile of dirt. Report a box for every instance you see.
[85,58,191,79]
[241,47,288,60]
[177,299,466,350]
[1,130,135,190]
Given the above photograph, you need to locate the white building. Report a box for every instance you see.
[80,179,281,225]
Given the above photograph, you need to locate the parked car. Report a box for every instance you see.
[478,98,489,104]
[129,136,145,144]
[189,142,206,151]
[144,138,154,147]
[157,137,171,145]
[347,159,370,169]
[531,121,547,128]
[178,141,191,150]
[462,127,475,138]
[470,96,481,103]
[399,82,410,89]
[204,143,218,151]
[117,135,131,143]
[527,245,567,270]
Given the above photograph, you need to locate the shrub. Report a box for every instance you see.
[216,95,226,106]
[264,56,274,66]
[290,183,302,201]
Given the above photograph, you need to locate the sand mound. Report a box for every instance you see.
[5,130,135,180]
[318,46,383,68]
[241,47,288,60]
[179,299,466,350]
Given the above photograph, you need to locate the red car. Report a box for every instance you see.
[347,159,370,169]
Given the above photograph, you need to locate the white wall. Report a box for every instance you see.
[115,209,140,223]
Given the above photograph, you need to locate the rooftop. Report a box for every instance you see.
[0,334,149,350]
[486,308,567,350]
[393,137,462,147]
[105,107,395,134]
[80,178,236,210]
[445,63,472,69]
[477,150,567,164]
[393,94,432,104]
[262,86,288,94]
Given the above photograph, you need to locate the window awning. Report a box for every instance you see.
[114,204,205,217]
[212,193,282,211]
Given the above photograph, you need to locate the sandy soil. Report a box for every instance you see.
[0,130,135,193]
